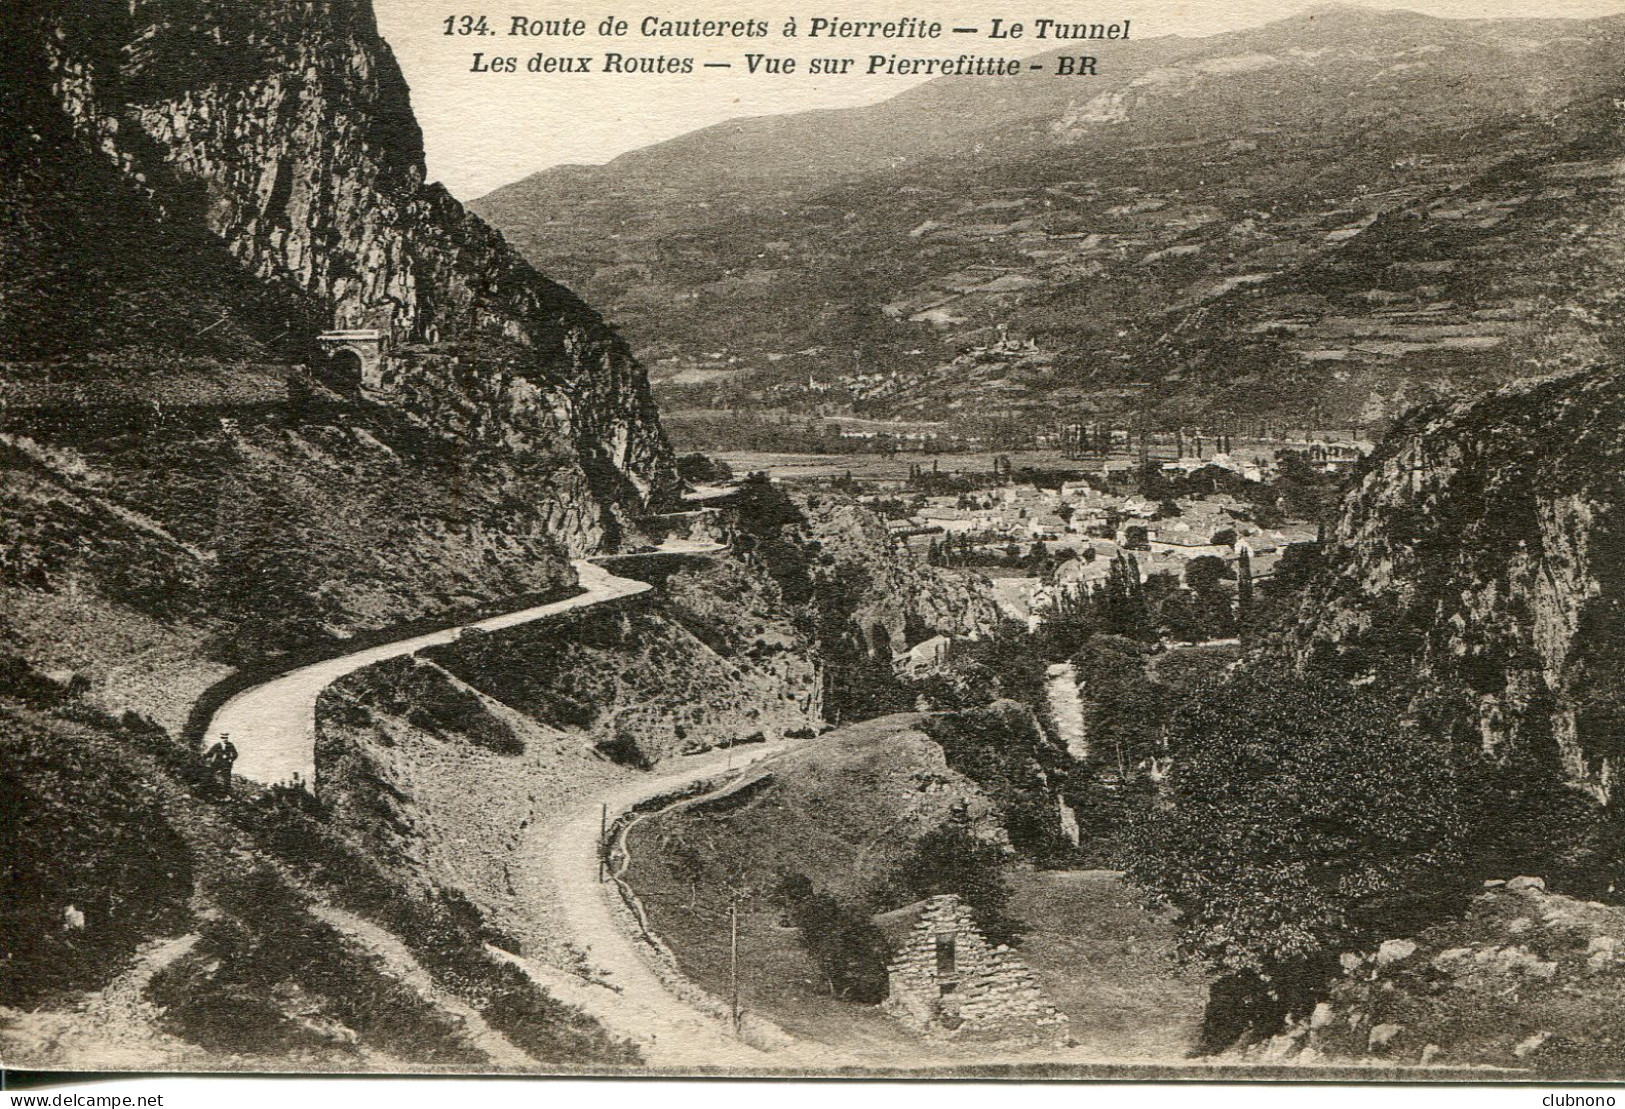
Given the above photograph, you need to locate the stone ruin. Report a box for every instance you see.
[878,893,1070,1045]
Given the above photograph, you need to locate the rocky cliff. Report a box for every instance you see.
[1274,366,1625,799]
[13,0,673,515]
[795,494,1003,652]
[0,0,680,725]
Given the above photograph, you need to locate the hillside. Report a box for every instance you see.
[0,0,684,1069]
[1240,878,1625,1076]
[1271,364,1625,800]
[618,712,1206,1061]
[473,7,1625,433]
[0,0,680,729]
[0,674,637,1071]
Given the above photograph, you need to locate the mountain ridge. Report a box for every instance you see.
[473,6,1625,433]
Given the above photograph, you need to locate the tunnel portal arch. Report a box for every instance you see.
[315,329,390,395]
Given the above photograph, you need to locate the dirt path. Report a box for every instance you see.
[309,904,534,1068]
[0,933,203,1071]
[210,543,721,788]
[528,740,806,1069]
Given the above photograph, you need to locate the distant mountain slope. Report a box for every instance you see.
[473,7,1625,431]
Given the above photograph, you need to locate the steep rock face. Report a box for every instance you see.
[0,0,682,723]
[15,0,674,530]
[1275,367,1625,798]
[797,495,1003,652]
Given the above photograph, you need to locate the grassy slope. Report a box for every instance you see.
[1006,870,1206,1062]
[620,716,1207,1061]
[620,716,994,1055]
[0,680,636,1070]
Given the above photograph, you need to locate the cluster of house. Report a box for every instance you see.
[876,480,1319,629]
[1028,513,1316,616]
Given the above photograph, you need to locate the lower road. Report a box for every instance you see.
[526,739,798,1068]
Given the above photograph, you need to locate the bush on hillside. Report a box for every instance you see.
[0,707,194,1008]
[1121,673,1471,1048]
[890,820,1021,946]
[676,452,732,485]
[776,871,890,1002]
[921,702,1071,864]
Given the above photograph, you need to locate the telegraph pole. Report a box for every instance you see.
[729,893,741,1032]
[598,802,608,883]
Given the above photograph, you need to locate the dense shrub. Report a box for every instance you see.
[675,452,733,485]
[776,872,890,1002]
[890,821,1021,946]
[1121,673,1471,1046]
[0,707,194,1008]
[1457,757,1625,900]
[921,702,1071,864]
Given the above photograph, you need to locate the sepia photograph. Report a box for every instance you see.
[7,0,1625,1091]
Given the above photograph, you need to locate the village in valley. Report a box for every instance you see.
[720,433,1364,674]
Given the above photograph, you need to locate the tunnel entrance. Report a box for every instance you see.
[324,347,365,397]
[314,329,388,397]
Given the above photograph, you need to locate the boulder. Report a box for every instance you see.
[1368,1023,1403,1050]
[1514,1031,1552,1058]
[1376,939,1418,966]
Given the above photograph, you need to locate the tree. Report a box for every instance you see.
[1122,673,1471,1047]
[894,819,1021,946]
[1072,636,1170,781]
[675,452,733,485]
[1236,548,1255,647]
[1100,552,1156,642]
[1182,555,1238,641]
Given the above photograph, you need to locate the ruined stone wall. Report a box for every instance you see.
[883,894,1069,1044]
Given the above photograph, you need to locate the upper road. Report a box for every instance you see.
[209,541,720,787]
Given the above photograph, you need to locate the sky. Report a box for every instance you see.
[372,0,1625,201]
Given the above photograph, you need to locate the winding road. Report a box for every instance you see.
[208,540,719,788]
[509,739,799,1068]
[205,528,804,1063]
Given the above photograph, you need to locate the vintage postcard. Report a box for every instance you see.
[7,0,1625,1088]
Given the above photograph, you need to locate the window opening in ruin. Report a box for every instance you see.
[935,933,956,977]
